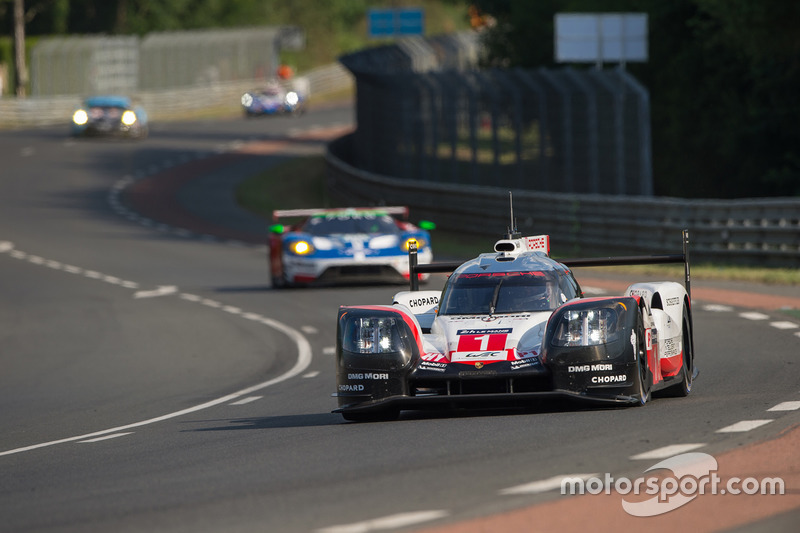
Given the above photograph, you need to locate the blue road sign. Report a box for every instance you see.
[368,8,424,38]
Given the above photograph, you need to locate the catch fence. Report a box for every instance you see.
[340,34,652,196]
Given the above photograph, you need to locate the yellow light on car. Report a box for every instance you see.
[72,109,88,125]
[291,241,313,255]
[121,110,137,126]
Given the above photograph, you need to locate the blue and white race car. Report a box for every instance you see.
[71,95,148,139]
[269,207,434,288]
[241,84,305,117]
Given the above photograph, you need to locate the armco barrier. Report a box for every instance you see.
[327,134,800,267]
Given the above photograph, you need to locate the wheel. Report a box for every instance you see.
[662,303,694,397]
[633,312,651,406]
[271,270,289,289]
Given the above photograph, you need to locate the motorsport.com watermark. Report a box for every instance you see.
[561,452,785,517]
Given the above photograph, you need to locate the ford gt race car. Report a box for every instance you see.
[71,95,148,139]
[333,229,696,421]
[269,207,434,288]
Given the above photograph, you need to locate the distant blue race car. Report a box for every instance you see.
[71,95,148,139]
[269,207,434,288]
[241,85,306,117]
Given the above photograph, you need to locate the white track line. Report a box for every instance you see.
[767,401,800,412]
[716,420,773,433]
[0,243,313,457]
[500,474,599,495]
[629,443,706,460]
[78,432,134,443]
[316,510,449,533]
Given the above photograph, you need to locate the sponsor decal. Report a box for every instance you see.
[629,289,649,298]
[347,372,390,380]
[456,271,545,280]
[408,296,439,307]
[419,361,447,373]
[568,363,614,372]
[591,374,627,384]
[662,336,681,357]
[450,350,510,363]
[666,297,681,306]
[448,314,530,321]
[457,329,511,352]
[511,357,540,370]
[421,352,447,362]
[339,384,365,392]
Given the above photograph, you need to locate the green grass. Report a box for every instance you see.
[236,155,800,286]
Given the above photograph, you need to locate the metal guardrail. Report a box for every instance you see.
[326,134,800,268]
[0,63,353,127]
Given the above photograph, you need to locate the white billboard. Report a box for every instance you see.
[555,13,648,64]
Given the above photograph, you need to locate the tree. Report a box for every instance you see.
[472,0,800,198]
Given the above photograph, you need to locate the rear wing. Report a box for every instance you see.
[272,206,409,222]
[408,229,692,301]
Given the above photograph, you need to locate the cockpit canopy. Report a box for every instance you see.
[438,268,580,315]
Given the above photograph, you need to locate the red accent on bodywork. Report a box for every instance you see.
[660,351,683,377]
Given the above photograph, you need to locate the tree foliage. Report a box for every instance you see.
[472,0,800,198]
[1,0,468,73]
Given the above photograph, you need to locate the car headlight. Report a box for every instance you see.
[402,238,426,251]
[121,110,137,126]
[241,93,253,107]
[551,307,622,347]
[285,91,299,106]
[72,109,88,125]
[289,240,314,255]
[343,317,408,354]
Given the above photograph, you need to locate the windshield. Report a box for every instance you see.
[439,270,566,315]
[302,214,399,236]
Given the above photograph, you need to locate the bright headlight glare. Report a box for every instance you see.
[285,91,299,106]
[121,110,137,126]
[241,93,253,106]
[290,240,313,255]
[72,109,88,125]
[552,308,621,347]
[349,317,400,354]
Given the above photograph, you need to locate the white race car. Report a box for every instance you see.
[333,229,696,421]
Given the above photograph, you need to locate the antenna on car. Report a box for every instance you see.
[506,191,521,239]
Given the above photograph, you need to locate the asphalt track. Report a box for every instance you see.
[0,104,798,533]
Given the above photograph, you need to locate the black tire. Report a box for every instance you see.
[271,271,288,289]
[634,314,651,406]
[662,303,694,397]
